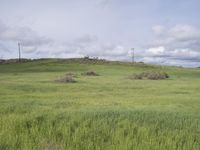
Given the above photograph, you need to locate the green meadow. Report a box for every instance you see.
[0,59,200,150]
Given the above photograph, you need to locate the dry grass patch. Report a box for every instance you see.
[129,71,169,80]
[55,74,77,83]
[65,72,77,78]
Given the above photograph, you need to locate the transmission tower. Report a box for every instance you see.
[18,42,21,62]
[131,48,134,63]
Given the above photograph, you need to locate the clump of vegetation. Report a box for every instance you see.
[65,72,77,78]
[81,71,99,76]
[130,71,169,80]
[55,75,76,83]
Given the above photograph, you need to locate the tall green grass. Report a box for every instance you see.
[0,59,200,149]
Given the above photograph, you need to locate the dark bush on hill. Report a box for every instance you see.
[81,71,99,76]
[130,71,169,80]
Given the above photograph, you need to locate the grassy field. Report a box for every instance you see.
[0,59,200,150]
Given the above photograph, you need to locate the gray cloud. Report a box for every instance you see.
[151,25,200,50]
[69,35,128,58]
[0,21,52,53]
[35,34,129,60]
[0,20,128,59]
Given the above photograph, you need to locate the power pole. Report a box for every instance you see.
[18,42,21,62]
[131,48,134,63]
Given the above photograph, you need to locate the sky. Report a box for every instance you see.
[0,0,200,67]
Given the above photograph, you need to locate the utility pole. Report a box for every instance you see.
[18,42,21,62]
[131,48,134,63]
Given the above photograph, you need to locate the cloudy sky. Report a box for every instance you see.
[0,0,200,67]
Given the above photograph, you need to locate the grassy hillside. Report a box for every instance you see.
[0,59,200,150]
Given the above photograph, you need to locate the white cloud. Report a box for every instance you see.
[143,25,200,67]
[147,46,165,55]
[168,25,200,41]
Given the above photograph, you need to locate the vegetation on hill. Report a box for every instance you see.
[130,71,169,80]
[0,59,200,150]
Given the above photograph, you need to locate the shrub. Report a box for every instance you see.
[83,55,90,59]
[65,72,77,78]
[130,71,169,80]
[55,75,76,83]
[81,71,99,76]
